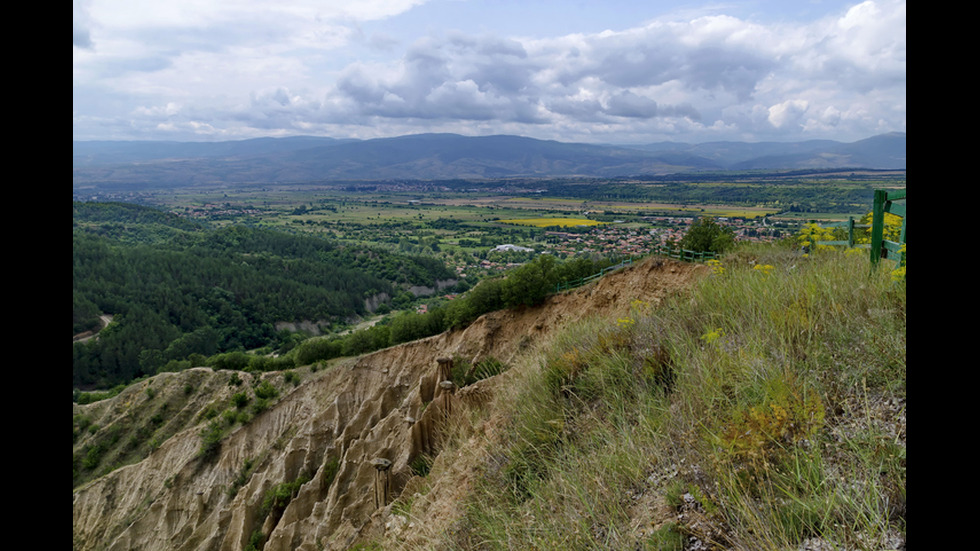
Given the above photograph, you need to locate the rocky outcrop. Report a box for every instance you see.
[407,278,458,298]
[274,320,331,335]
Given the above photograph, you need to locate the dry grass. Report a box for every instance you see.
[425,244,905,550]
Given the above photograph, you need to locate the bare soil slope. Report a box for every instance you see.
[72,256,703,551]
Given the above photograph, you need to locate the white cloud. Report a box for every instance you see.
[73,0,906,143]
[768,99,809,128]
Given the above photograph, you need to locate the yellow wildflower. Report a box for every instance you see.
[706,258,725,276]
[701,328,724,344]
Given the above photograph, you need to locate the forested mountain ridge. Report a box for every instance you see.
[72,202,454,389]
[72,132,907,186]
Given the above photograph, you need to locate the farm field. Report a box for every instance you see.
[77,172,904,287]
[499,217,606,228]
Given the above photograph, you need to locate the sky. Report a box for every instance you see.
[73,0,906,144]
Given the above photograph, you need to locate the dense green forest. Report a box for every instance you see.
[289,254,619,365]
[72,202,453,389]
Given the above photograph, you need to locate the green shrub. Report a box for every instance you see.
[322,457,340,489]
[251,398,269,415]
[232,391,250,409]
[208,351,250,371]
[254,380,278,400]
[472,357,507,380]
[410,454,432,477]
[228,457,256,498]
[198,421,224,460]
[259,476,310,520]
[243,529,265,551]
[75,384,127,404]
[680,217,735,253]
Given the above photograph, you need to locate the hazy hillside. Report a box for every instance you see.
[72,133,906,187]
[73,248,906,550]
[71,137,356,166]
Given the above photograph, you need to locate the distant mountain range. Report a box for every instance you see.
[72,132,905,186]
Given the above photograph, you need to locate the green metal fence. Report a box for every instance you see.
[553,244,718,293]
[815,189,905,268]
[870,189,906,267]
[816,217,865,248]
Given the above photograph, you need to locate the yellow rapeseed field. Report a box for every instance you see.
[499,217,605,227]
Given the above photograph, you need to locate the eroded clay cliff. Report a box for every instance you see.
[72,257,701,551]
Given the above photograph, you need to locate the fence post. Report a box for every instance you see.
[870,189,886,266]
[899,211,906,258]
[847,217,855,248]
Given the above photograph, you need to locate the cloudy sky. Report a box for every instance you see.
[73,0,905,144]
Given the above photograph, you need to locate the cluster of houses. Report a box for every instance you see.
[405,215,791,314]
[451,216,784,276]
